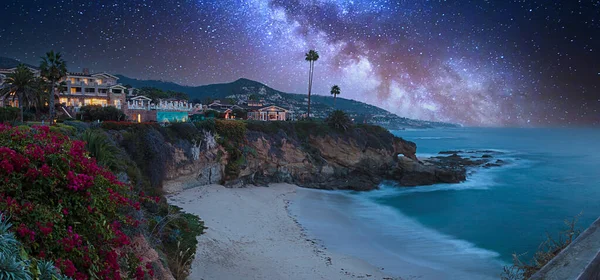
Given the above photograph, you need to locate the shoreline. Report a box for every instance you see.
[167,183,395,280]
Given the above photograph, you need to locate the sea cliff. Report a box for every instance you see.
[99,120,478,193]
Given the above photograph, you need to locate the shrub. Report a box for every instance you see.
[163,123,201,143]
[0,107,19,122]
[215,119,246,143]
[0,124,154,279]
[101,121,159,131]
[0,213,69,280]
[79,105,127,122]
[193,119,216,133]
[325,110,353,131]
[82,129,124,171]
[502,214,582,280]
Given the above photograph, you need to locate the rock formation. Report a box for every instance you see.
[154,122,506,192]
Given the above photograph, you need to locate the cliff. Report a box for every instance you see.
[101,120,469,193]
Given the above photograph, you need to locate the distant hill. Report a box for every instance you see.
[0,57,38,69]
[117,75,458,129]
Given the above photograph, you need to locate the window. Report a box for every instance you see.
[112,89,122,94]
[98,89,108,93]
[83,98,107,106]
[97,79,102,85]
[85,88,95,93]
[70,87,82,94]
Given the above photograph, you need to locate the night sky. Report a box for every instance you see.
[0,0,599,126]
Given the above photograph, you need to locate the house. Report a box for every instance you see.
[206,100,243,112]
[247,105,290,121]
[59,69,129,113]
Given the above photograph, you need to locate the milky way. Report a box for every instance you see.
[0,0,599,126]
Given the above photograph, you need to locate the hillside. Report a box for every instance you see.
[0,56,38,69]
[117,75,458,129]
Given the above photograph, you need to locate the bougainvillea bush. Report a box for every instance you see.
[0,124,154,279]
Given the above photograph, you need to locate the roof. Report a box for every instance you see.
[67,72,119,79]
[0,66,40,74]
[258,105,289,112]
[92,73,119,80]
[130,95,152,101]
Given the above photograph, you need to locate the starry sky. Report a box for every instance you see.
[0,0,599,126]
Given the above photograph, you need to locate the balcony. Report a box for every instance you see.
[66,80,115,88]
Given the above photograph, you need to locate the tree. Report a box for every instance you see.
[79,105,127,121]
[325,110,353,131]
[0,64,36,122]
[330,85,341,108]
[305,50,319,119]
[40,50,68,121]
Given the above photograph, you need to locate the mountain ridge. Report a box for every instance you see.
[116,75,458,129]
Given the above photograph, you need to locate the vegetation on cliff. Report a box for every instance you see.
[502,215,582,280]
[0,124,153,279]
[0,122,205,279]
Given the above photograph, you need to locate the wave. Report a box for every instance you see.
[290,188,506,279]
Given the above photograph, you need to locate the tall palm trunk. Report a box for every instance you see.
[307,61,313,119]
[49,81,55,121]
[18,93,24,122]
[333,94,336,108]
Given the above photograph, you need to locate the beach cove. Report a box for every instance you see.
[167,183,401,280]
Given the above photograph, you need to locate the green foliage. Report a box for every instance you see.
[79,105,127,121]
[81,129,124,171]
[193,119,216,132]
[325,110,353,131]
[0,214,68,280]
[232,108,247,119]
[39,50,68,120]
[163,123,202,143]
[100,121,159,130]
[0,64,37,122]
[48,123,76,137]
[0,107,19,122]
[215,119,246,143]
[62,121,90,133]
[155,207,205,280]
[0,124,150,278]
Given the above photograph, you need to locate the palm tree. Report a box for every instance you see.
[305,50,319,119]
[330,85,341,108]
[40,51,67,121]
[0,64,36,122]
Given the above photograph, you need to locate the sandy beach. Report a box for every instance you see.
[167,183,394,280]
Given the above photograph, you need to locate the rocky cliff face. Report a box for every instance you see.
[158,122,470,192]
[235,132,416,190]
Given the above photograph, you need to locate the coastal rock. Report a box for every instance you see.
[389,156,466,186]
[156,123,505,192]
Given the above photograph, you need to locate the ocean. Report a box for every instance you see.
[288,127,600,279]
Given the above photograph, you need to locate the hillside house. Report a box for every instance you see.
[247,105,290,121]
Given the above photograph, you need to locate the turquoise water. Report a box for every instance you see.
[289,128,600,279]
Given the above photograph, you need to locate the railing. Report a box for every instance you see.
[66,81,117,87]
[531,217,600,280]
